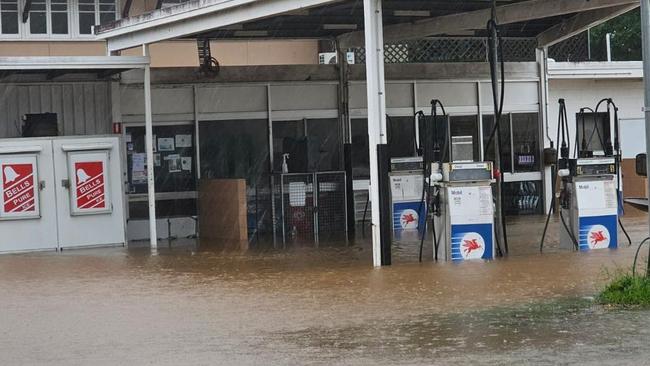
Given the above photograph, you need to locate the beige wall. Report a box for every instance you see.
[122,40,318,67]
[0,39,318,66]
[0,42,107,56]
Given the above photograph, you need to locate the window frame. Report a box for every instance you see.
[0,0,21,38]
[0,0,118,40]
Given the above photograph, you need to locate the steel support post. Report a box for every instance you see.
[143,44,158,249]
[641,0,650,272]
[363,0,388,267]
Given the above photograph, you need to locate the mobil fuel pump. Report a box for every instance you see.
[541,99,630,252]
[419,100,496,262]
[389,156,426,242]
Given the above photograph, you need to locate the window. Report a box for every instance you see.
[77,0,95,34]
[271,118,342,173]
[351,118,370,178]
[1,0,116,38]
[449,115,479,162]
[483,114,512,172]
[418,114,449,163]
[575,112,610,155]
[387,116,417,159]
[50,0,68,34]
[29,0,47,34]
[0,0,19,34]
[512,113,540,172]
[483,113,541,173]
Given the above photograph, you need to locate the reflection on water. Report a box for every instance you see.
[0,215,648,365]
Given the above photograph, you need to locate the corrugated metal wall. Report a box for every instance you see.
[0,82,111,138]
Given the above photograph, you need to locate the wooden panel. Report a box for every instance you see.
[198,179,248,249]
[621,158,647,216]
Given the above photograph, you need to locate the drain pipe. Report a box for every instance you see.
[641,0,650,274]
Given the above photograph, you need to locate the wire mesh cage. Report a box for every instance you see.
[315,172,348,242]
[274,172,347,246]
[280,173,315,245]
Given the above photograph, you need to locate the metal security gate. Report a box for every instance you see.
[274,171,347,246]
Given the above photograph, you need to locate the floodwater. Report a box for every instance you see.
[1,215,649,365]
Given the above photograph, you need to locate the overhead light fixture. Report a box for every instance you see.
[393,10,431,17]
[323,24,358,30]
[233,30,268,37]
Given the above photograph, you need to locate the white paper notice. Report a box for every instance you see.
[175,134,192,148]
[165,154,181,172]
[158,137,175,152]
[131,153,147,184]
[289,182,306,207]
[181,157,192,171]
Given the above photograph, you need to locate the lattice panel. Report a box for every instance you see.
[353,35,587,64]
[548,32,589,62]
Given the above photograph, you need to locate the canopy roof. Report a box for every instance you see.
[95,0,638,52]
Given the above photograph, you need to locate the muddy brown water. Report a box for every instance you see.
[1,215,649,365]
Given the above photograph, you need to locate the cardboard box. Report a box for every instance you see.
[198,179,248,250]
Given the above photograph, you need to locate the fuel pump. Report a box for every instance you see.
[541,98,626,252]
[422,100,496,262]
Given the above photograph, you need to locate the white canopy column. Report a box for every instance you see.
[363,0,388,267]
[142,45,157,249]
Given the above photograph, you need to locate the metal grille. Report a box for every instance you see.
[353,35,587,64]
[315,172,347,241]
[280,174,315,244]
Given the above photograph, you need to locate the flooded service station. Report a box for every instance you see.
[1,0,650,365]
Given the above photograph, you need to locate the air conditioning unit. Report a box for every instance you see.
[318,52,356,65]
[319,52,338,64]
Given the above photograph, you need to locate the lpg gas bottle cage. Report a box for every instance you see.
[0,136,126,253]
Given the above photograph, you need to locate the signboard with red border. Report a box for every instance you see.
[0,156,40,220]
[68,151,111,216]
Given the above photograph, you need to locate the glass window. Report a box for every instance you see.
[575,112,610,154]
[0,0,19,34]
[483,114,512,172]
[29,0,47,34]
[503,181,543,215]
[351,118,369,178]
[387,115,417,158]
[512,113,540,172]
[125,125,197,194]
[78,0,96,34]
[449,115,479,162]
[306,118,341,172]
[418,114,449,163]
[199,119,270,184]
[98,0,115,25]
[50,0,68,34]
[272,120,305,173]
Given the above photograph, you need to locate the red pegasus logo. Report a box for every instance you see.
[402,213,416,225]
[590,230,607,246]
[463,239,482,255]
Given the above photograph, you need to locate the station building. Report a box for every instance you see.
[0,0,644,262]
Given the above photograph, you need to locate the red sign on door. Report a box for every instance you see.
[3,163,36,213]
[75,161,105,210]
